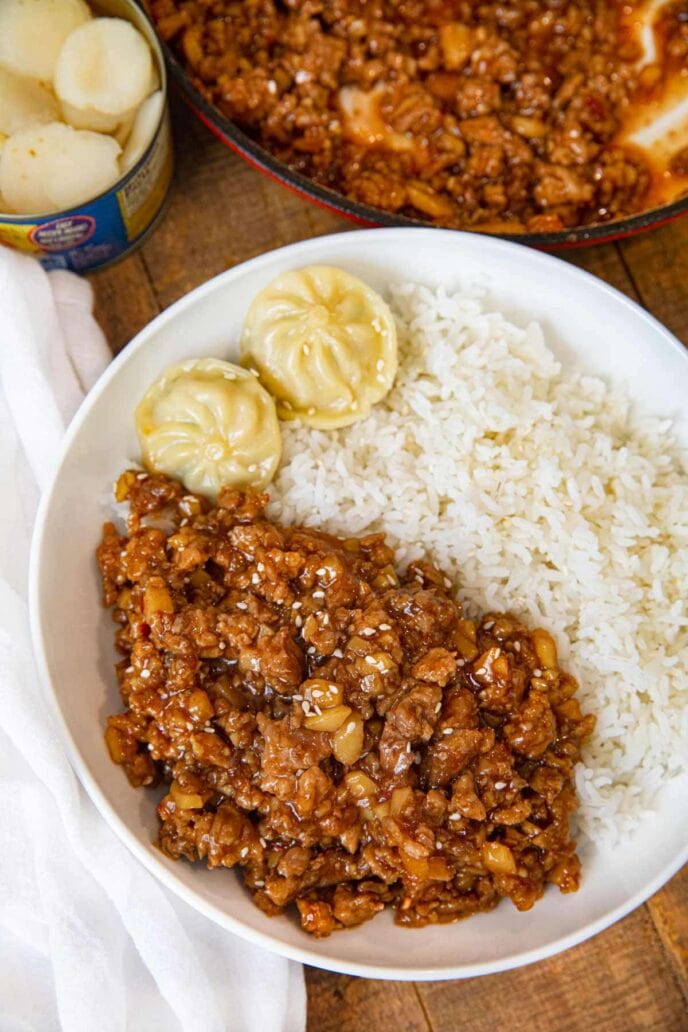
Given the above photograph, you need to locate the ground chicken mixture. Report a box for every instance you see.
[98,470,594,936]
[149,0,688,232]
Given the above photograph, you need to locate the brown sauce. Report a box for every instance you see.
[149,0,688,231]
[98,471,594,937]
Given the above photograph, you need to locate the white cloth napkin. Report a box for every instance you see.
[0,248,306,1032]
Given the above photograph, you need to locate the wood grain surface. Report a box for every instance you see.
[91,97,688,1032]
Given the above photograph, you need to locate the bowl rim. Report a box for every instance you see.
[29,227,688,980]
[161,41,688,250]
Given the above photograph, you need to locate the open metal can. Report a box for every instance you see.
[0,0,173,272]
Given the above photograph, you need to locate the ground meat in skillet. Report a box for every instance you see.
[148,0,688,232]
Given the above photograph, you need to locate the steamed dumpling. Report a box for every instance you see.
[240,265,398,429]
[135,358,282,499]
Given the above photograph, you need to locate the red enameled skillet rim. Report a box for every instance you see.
[159,28,688,250]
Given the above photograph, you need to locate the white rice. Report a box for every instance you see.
[267,282,688,845]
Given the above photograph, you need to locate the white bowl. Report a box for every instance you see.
[30,228,688,981]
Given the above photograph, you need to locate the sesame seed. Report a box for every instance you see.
[434,703,442,713]
[406,742,412,753]
[316,567,326,576]
[255,880,265,888]
[313,590,325,599]
[514,641,521,652]
[293,694,303,702]
[314,705,323,716]
[259,838,267,848]
[494,781,507,790]
[457,658,465,667]
[267,79,277,94]
[345,721,356,734]
[125,666,134,674]
[379,623,391,631]
[140,669,151,680]
[307,646,316,655]
[240,847,249,858]
[442,727,453,735]
[136,472,147,480]
[449,813,461,821]
[251,573,260,585]
[364,655,377,665]
[475,667,486,676]
[219,642,226,650]
[236,601,247,610]
[322,614,330,626]
[361,628,374,637]
[376,359,385,371]
[301,701,309,713]
[295,616,302,627]
[292,601,302,609]
[493,648,501,658]
[443,577,452,589]
[533,668,543,677]
[257,562,265,572]
[332,648,343,658]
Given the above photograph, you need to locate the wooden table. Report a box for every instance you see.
[93,97,688,1032]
